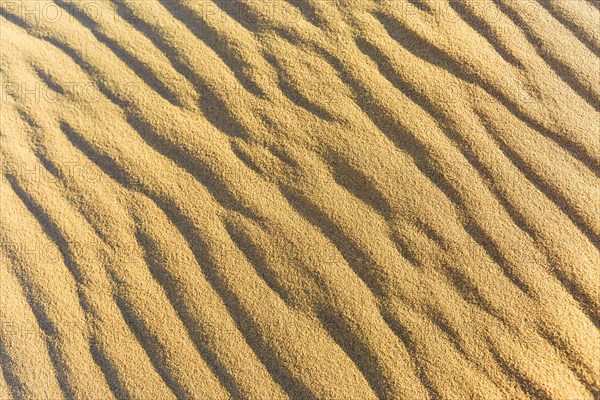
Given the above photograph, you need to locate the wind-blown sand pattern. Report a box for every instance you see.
[0,0,598,398]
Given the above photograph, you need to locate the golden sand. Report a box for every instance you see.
[0,0,598,398]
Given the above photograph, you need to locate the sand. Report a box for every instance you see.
[0,0,598,399]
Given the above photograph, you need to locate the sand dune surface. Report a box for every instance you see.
[0,0,599,399]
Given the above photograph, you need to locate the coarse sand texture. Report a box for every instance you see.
[0,0,599,399]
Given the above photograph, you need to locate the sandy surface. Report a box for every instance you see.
[0,0,599,399]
